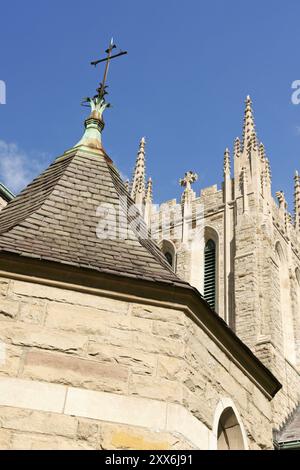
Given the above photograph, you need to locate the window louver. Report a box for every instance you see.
[204,239,216,310]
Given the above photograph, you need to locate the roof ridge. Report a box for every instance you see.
[0,153,75,235]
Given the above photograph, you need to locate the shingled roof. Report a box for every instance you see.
[275,406,300,449]
[0,141,185,285]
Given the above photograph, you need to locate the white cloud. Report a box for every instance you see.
[0,140,51,194]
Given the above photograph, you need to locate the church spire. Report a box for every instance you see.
[242,95,256,150]
[294,171,300,230]
[131,137,146,205]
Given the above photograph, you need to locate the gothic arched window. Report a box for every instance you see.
[161,240,176,271]
[217,407,245,450]
[204,239,216,310]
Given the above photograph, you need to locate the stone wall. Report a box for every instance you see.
[0,197,7,211]
[0,276,274,450]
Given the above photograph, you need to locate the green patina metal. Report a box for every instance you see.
[75,39,127,150]
[0,182,14,202]
[274,439,300,450]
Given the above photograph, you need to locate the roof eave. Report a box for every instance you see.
[0,250,282,400]
[0,183,15,202]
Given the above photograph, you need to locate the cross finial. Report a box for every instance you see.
[91,39,127,101]
[81,39,127,121]
[179,171,198,191]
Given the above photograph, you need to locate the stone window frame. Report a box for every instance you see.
[160,239,177,271]
[203,226,220,313]
[211,398,249,450]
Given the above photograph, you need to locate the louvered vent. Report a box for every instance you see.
[204,239,216,310]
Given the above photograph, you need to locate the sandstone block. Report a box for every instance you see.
[88,342,156,375]
[0,429,11,450]
[23,350,129,394]
[0,344,22,378]
[152,320,186,339]
[131,331,185,357]
[65,386,167,430]
[0,407,78,437]
[46,303,108,335]
[129,374,182,403]
[0,280,9,297]
[11,432,95,450]
[13,281,128,314]
[19,302,45,325]
[157,356,187,381]
[0,377,67,413]
[77,419,100,444]
[0,299,19,319]
[166,403,210,450]
[131,304,185,325]
[100,423,174,450]
[0,320,87,354]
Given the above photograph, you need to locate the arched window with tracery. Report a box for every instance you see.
[204,239,216,310]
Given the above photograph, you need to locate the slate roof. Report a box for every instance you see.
[276,406,300,447]
[0,146,186,285]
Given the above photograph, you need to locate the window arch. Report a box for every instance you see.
[217,407,245,450]
[204,239,216,310]
[161,239,176,271]
[275,241,296,364]
[212,399,248,450]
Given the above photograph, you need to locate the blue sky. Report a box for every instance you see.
[1,0,300,209]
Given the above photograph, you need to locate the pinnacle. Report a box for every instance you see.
[242,95,256,149]
[146,177,153,202]
[131,136,146,202]
[234,137,241,158]
[224,147,231,174]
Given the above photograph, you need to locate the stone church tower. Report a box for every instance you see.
[0,79,298,449]
[134,96,300,438]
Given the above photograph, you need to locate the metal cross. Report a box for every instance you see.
[91,38,127,100]
[180,171,198,191]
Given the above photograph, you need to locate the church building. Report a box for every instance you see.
[0,71,299,449]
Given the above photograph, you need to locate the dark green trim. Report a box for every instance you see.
[0,183,14,202]
[274,439,300,450]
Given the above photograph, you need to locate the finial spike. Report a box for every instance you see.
[242,95,256,150]
[234,137,241,160]
[146,177,153,203]
[224,147,231,175]
[131,136,146,204]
